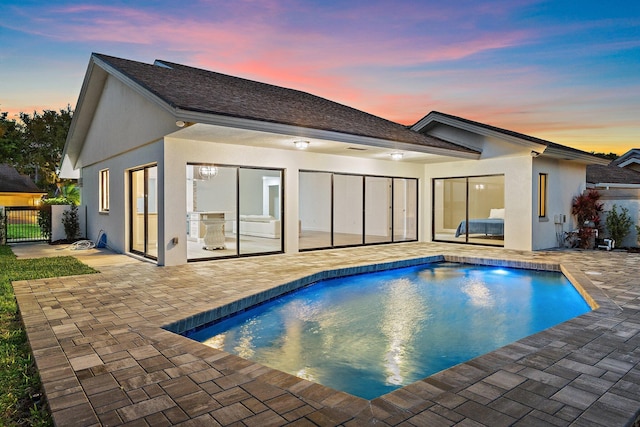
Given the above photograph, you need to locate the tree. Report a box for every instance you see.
[18,107,73,190]
[590,151,619,161]
[0,112,23,166]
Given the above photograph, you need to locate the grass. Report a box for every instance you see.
[6,224,46,240]
[0,245,96,426]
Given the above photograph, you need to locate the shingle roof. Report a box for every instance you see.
[586,163,640,184]
[93,53,477,155]
[0,164,43,193]
[610,148,640,167]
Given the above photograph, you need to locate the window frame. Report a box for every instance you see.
[99,169,110,213]
[538,173,548,218]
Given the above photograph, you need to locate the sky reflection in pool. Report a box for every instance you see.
[187,262,591,399]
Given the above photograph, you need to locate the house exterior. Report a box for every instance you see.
[587,149,640,247]
[0,163,45,207]
[60,53,608,266]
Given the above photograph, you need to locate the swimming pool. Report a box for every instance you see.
[187,262,591,399]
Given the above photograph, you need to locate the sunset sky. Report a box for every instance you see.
[1,0,638,154]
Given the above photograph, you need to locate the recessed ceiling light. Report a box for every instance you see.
[390,152,404,160]
[294,140,310,149]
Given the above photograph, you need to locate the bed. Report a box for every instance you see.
[455,208,504,237]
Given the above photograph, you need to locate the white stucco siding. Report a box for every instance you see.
[425,124,538,158]
[77,75,176,169]
[532,158,586,249]
[81,141,164,259]
[162,137,425,266]
[424,155,534,251]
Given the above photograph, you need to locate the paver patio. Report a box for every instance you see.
[10,242,640,426]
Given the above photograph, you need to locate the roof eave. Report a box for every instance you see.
[412,111,548,152]
[542,146,610,165]
[174,108,481,159]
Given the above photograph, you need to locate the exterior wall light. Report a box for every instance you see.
[390,152,404,160]
[294,140,310,149]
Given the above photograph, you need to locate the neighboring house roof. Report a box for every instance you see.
[587,163,640,185]
[412,111,610,165]
[90,53,477,156]
[0,164,44,193]
[610,148,640,169]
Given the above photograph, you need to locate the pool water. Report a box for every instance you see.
[187,262,591,399]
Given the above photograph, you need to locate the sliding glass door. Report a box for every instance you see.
[186,164,283,261]
[299,171,418,250]
[432,175,504,246]
[130,165,158,259]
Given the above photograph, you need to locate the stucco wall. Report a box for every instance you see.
[424,156,534,251]
[77,75,176,169]
[81,141,164,260]
[531,157,586,249]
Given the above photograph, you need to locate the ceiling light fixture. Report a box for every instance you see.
[198,165,218,180]
[390,152,404,160]
[294,140,310,149]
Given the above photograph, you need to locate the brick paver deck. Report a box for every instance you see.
[11,243,640,426]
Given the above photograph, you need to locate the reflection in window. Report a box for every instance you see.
[433,175,504,246]
[186,164,283,261]
[299,172,332,249]
[299,171,418,250]
[334,174,364,246]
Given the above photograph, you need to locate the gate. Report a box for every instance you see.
[3,206,50,243]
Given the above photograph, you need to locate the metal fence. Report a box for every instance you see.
[2,205,50,243]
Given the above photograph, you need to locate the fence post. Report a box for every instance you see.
[0,206,5,245]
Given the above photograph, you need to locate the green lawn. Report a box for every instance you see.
[0,245,96,426]
[6,224,46,240]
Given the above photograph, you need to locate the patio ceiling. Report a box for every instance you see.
[168,123,472,164]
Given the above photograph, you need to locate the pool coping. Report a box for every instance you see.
[13,244,640,426]
[164,255,615,336]
[155,254,624,414]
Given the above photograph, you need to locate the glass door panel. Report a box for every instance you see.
[186,165,238,260]
[299,171,332,250]
[130,165,158,259]
[131,169,145,254]
[238,168,283,256]
[468,176,504,245]
[393,178,418,242]
[365,177,392,244]
[433,177,467,242]
[333,174,363,246]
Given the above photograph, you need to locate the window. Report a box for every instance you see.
[99,169,109,212]
[538,173,547,218]
[298,171,418,250]
[432,175,504,246]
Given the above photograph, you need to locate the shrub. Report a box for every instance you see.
[605,205,633,247]
[62,204,80,241]
[38,197,74,239]
[571,189,603,249]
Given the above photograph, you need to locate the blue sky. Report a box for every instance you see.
[1,0,639,154]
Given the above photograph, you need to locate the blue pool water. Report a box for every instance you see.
[187,262,591,399]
